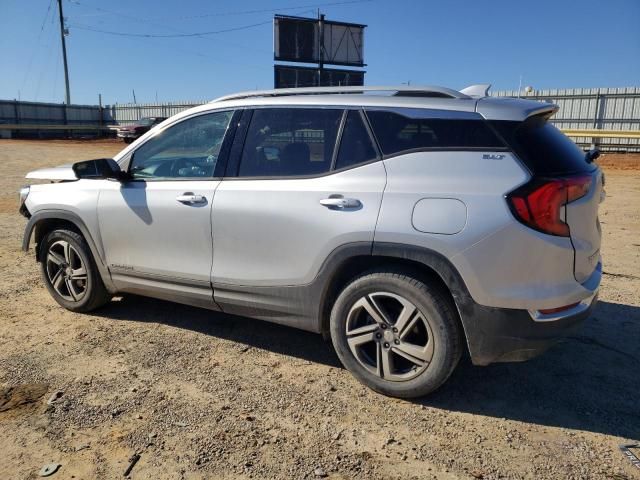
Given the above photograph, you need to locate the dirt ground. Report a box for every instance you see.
[0,139,638,480]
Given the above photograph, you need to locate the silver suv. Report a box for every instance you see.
[20,85,603,398]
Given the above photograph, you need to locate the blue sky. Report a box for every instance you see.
[1,0,638,105]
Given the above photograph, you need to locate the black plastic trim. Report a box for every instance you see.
[329,110,348,171]
[225,109,253,178]
[213,242,372,332]
[371,242,593,365]
[459,295,595,365]
[22,209,116,292]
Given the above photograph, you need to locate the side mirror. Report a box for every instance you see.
[72,158,130,181]
[585,148,600,164]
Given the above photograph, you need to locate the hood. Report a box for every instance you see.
[26,164,77,181]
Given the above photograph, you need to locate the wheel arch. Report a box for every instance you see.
[23,210,116,292]
[318,243,473,357]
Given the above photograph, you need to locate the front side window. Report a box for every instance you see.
[366,109,504,156]
[129,111,233,179]
[238,108,342,177]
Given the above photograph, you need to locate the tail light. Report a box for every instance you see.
[507,175,592,236]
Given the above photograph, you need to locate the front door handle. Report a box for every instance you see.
[176,192,207,205]
[320,196,361,209]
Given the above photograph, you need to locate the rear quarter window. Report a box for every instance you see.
[490,115,595,176]
[365,109,504,156]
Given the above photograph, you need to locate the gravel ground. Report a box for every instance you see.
[0,140,639,480]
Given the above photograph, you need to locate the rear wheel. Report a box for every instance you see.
[330,269,463,398]
[40,229,111,312]
[123,138,133,144]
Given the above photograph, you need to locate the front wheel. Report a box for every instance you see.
[330,269,463,398]
[40,229,111,312]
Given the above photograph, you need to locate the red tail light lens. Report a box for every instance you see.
[539,302,580,314]
[507,175,592,237]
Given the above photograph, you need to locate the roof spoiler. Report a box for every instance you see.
[476,97,559,121]
[460,84,491,97]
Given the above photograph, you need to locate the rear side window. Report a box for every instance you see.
[490,115,594,175]
[335,111,378,170]
[366,109,504,155]
[238,108,341,177]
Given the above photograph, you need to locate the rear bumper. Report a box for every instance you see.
[459,292,598,366]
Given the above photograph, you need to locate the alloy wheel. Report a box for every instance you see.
[45,240,88,302]
[345,292,434,381]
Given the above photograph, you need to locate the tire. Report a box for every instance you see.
[330,268,463,398]
[123,138,133,144]
[39,229,111,313]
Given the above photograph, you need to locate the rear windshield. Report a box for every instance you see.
[490,115,594,176]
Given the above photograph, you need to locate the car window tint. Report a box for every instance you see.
[366,109,504,155]
[335,111,378,170]
[129,111,233,179]
[238,108,341,177]
[490,116,594,175]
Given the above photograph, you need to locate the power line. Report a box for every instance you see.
[155,0,374,20]
[68,19,275,38]
[20,0,54,94]
[68,0,278,54]
[34,14,59,102]
[69,0,372,21]
[68,0,368,40]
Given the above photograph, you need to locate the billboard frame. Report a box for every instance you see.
[273,14,367,67]
[274,64,366,89]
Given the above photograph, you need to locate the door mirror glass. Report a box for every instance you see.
[72,158,127,181]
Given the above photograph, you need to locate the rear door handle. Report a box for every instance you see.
[320,196,361,209]
[176,192,207,205]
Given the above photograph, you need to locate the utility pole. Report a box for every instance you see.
[317,10,325,87]
[57,0,71,104]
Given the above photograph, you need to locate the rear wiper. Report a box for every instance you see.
[585,148,600,164]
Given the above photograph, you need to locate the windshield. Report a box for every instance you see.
[136,118,154,126]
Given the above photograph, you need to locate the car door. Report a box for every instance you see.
[98,109,237,306]
[211,107,386,321]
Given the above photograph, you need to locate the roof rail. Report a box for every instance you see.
[210,85,470,103]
